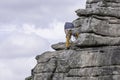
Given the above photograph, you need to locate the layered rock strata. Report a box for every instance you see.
[26,0,120,80]
[26,46,120,80]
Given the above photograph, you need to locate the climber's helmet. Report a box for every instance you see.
[64,22,74,34]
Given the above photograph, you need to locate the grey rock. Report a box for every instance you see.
[51,42,79,50]
[89,16,120,37]
[33,73,53,80]
[33,58,56,73]
[86,0,108,9]
[75,33,120,47]
[36,51,57,63]
[51,42,66,50]
[52,73,67,80]
[51,33,120,50]
[72,17,86,28]
[86,0,120,4]
[68,66,120,77]
[68,46,120,68]
[64,75,120,80]
[28,46,120,80]
[55,59,70,73]
[86,0,120,11]
[73,16,120,37]
[76,7,120,18]
[86,2,120,10]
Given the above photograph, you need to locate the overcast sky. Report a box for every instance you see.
[0,0,86,80]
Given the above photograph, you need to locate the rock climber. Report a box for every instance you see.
[64,22,79,49]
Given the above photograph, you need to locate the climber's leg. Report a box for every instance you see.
[65,30,72,49]
[66,35,70,49]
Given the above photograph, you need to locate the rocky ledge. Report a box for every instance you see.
[26,46,120,80]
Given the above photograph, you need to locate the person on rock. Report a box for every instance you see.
[64,22,79,49]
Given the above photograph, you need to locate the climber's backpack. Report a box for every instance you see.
[64,22,74,29]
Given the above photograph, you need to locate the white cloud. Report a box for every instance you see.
[0,29,49,58]
[0,63,14,80]
[0,22,65,80]
[16,21,66,44]
[35,20,65,40]
[0,0,86,27]
[0,57,36,80]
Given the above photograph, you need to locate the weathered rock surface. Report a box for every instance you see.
[26,46,120,80]
[71,0,120,47]
[73,16,120,37]
[76,33,120,47]
[26,0,120,80]
[86,0,120,10]
[76,8,120,18]
[51,42,66,50]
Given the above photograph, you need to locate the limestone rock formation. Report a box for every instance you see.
[26,0,120,80]
[26,46,120,80]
